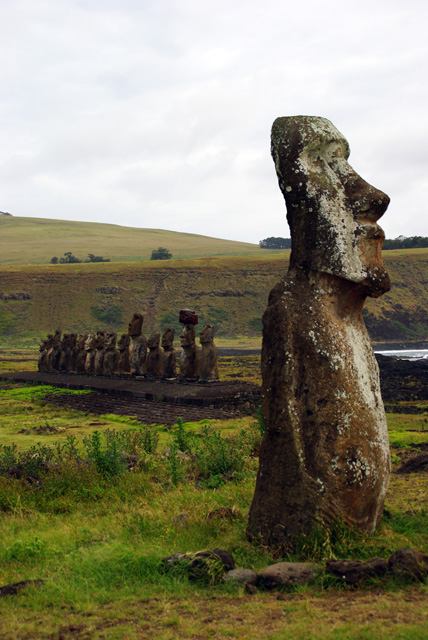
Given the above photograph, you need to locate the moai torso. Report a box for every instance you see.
[84,334,97,374]
[103,332,118,375]
[146,331,163,377]
[162,327,176,379]
[94,332,106,375]
[179,323,199,380]
[117,333,131,374]
[128,313,147,376]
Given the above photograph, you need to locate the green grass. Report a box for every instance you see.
[0,216,265,266]
[0,382,428,638]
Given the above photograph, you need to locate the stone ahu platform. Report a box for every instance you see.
[1,371,260,425]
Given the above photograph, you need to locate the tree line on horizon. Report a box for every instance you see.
[259,236,428,251]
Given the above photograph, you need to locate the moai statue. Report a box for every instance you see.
[199,324,219,382]
[103,332,119,375]
[84,333,97,374]
[94,331,106,375]
[162,327,176,379]
[247,116,391,552]
[117,333,131,374]
[65,333,77,371]
[179,310,199,380]
[49,329,62,372]
[74,334,88,373]
[38,335,52,372]
[58,334,70,372]
[146,331,163,377]
[128,313,147,376]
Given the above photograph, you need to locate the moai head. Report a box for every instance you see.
[200,324,216,344]
[128,313,144,337]
[180,324,196,347]
[84,333,97,351]
[104,332,117,349]
[95,331,106,350]
[117,333,130,350]
[162,327,175,350]
[271,115,390,297]
[148,331,160,349]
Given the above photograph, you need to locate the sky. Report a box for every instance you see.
[0,0,427,244]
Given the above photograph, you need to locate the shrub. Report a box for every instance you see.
[150,247,172,260]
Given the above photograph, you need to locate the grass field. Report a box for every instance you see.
[0,216,266,266]
[0,376,427,639]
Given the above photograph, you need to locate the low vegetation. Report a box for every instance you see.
[0,380,427,638]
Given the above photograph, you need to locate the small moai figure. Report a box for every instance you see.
[58,334,70,372]
[38,335,52,372]
[84,333,97,374]
[49,329,62,372]
[146,330,163,378]
[179,309,199,380]
[117,333,131,374]
[199,324,219,382]
[65,333,77,371]
[162,327,176,379]
[94,331,106,375]
[103,332,119,375]
[128,313,148,376]
[74,334,88,373]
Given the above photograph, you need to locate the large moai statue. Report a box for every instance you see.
[128,313,148,376]
[117,333,131,374]
[247,116,391,551]
[199,324,219,382]
[84,333,97,374]
[103,332,119,375]
[179,309,199,380]
[58,334,71,372]
[94,331,106,375]
[38,335,52,372]
[74,334,88,373]
[49,330,62,372]
[162,327,176,379]
[146,330,163,377]
[65,333,77,371]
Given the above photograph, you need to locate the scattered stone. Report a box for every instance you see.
[256,562,318,589]
[0,580,44,597]
[224,568,257,585]
[325,557,388,585]
[388,548,428,581]
[395,454,428,474]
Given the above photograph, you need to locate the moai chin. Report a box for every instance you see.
[162,327,176,379]
[128,313,147,376]
[199,324,219,382]
[179,311,199,380]
[247,116,391,551]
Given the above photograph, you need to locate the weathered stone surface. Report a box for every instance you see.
[179,324,199,380]
[94,331,106,375]
[179,309,198,325]
[117,333,131,374]
[199,324,219,381]
[38,335,52,372]
[325,557,388,585]
[103,332,118,375]
[146,331,163,377]
[74,334,88,373]
[388,548,428,581]
[248,116,391,551]
[256,562,317,589]
[49,330,62,372]
[84,333,97,375]
[224,568,258,585]
[128,313,147,376]
[162,327,176,379]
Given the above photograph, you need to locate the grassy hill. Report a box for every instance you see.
[1,249,428,348]
[0,216,264,266]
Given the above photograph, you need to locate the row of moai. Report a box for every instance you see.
[38,309,219,382]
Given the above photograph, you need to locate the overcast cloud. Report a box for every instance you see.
[0,0,427,243]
